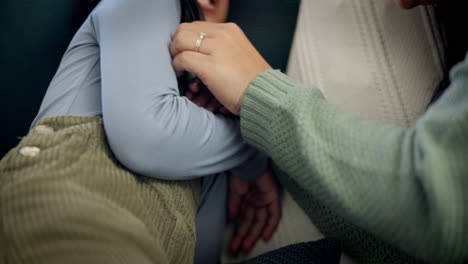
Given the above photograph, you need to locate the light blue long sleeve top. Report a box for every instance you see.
[32,0,266,181]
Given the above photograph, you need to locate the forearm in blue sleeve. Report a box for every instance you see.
[91,0,265,180]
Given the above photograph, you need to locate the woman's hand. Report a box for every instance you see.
[228,170,282,253]
[171,22,272,115]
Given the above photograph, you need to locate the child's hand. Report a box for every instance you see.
[228,170,282,254]
[185,78,231,114]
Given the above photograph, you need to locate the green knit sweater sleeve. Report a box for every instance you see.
[240,56,468,263]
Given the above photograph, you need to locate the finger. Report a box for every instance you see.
[242,208,267,253]
[262,199,281,241]
[171,30,213,57]
[231,205,255,253]
[185,91,195,100]
[173,51,209,78]
[228,192,243,220]
[206,97,221,112]
[189,79,202,93]
[192,89,213,107]
[219,107,231,115]
[228,176,250,220]
[249,171,280,207]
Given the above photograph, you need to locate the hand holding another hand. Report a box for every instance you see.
[185,78,231,115]
[171,22,272,115]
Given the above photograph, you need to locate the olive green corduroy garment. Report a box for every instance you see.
[240,55,468,263]
[0,116,200,264]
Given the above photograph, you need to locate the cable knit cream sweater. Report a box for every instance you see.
[287,0,446,126]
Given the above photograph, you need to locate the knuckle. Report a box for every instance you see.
[227,23,242,34]
[221,23,242,39]
[226,22,239,30]
[174,53,186,65]
[179,22,190,31]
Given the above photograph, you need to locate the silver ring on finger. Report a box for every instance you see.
[195,32,206,52]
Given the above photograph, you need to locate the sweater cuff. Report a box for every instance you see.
[240,70,297,152]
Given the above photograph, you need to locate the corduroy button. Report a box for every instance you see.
[35,125,55,134]
[19,146,41,157]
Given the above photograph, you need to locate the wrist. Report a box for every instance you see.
[237,67,273,115]
[240,70,295,152]
[230,150,268,180]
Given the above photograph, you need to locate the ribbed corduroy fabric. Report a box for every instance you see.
[0,116,200,264]
[240,55,468,263]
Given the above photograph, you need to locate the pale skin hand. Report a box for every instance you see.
[172,0,445,115]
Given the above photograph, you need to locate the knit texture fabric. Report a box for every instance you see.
[240,55,468,263]
[234,238,342,264]
[287,0,446,127]
[0,116,200,264]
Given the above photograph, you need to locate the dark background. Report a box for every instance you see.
[0,0,100,157]
[0,0,301,158]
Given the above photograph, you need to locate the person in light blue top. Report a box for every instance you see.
[31,0,281,263]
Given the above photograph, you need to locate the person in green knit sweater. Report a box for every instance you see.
[171,0,468,263]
